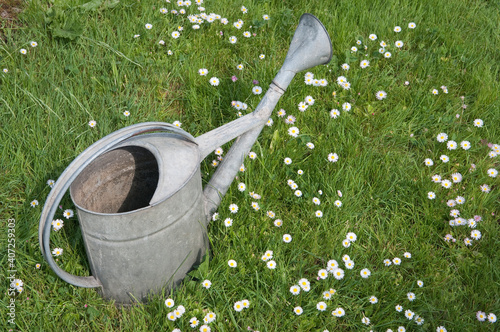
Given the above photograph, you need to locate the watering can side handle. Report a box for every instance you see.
[38,122,193,288]
[42,199,103,288]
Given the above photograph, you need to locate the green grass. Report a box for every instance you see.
[1,0,499,331]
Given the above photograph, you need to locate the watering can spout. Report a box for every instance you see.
[273,13,332,91]
[197,13,332,220]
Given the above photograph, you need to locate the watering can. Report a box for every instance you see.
[39,13,332,304]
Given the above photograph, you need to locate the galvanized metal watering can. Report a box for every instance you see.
[39,13,332,304]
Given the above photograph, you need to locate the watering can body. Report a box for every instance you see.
[38,13,332,304]
[69,133,207,303]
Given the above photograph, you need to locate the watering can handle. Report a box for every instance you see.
[39,122,195,288]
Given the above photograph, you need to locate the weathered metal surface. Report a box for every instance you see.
[70,137,207,303]
[38,13,332,304]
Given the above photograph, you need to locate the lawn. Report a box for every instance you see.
[1,0,499,331]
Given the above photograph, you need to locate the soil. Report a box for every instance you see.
[1,0,24,32]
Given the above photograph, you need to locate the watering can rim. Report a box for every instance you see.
[301,13,333,64]
[69,133,201,217]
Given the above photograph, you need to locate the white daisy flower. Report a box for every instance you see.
[209,77,219,86]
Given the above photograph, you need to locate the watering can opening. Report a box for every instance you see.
[70,146,160,214]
